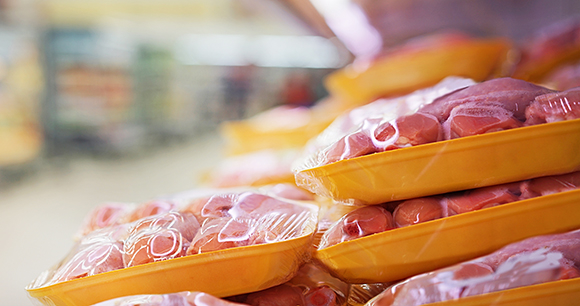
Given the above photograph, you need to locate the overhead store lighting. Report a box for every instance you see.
[175,34,347,68]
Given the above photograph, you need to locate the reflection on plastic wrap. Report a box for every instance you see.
[27,189,319,306]
[366,229,580,306]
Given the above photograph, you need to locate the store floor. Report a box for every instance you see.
[0,132,225,305]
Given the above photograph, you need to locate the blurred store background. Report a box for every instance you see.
[1,0,580,305]
[0,0,349,186]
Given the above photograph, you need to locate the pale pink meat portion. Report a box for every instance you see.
[126,200,177,223]
[123,211,199,267]
[420,77,554,121]
[442,102,523,139]
[77,202,134,236]
[322,131,376,164]
[525,87,580,125]
[375,113,442,150]
[187,193,311,254]
[51,237,125,283]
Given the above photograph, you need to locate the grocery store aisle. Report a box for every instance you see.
[0,132,224,305]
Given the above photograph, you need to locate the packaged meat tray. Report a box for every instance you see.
[294,77,580,205]
[203,149,300,188]
[324,32,511,107]
[366,229,580,306]
[26,190,319,306]
[313,185,580,284]
[220,101,343,156]
[512,17,580,83]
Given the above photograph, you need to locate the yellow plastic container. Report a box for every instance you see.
[220,99,345,156]
[315,189,580,284]
[27,205,319,306]
[512,48,580,83]
[366,278,580,306]
[325,37,512,108]
[296,118,580,205]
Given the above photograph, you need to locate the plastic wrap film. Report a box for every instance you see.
[513,16,580,83]
[366,229,580,306]
[294,77,580,205]
[317,171,580,250]
[27,188,319,306]
[294,76,475,173]
[323,31,512,107]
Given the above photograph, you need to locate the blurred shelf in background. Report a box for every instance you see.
[0,0,349,187]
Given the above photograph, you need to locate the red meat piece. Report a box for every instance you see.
[304,286,338,306]
[244,284,306,306]
[374,113,442,150]
[393,197,444,227]
[319,206,394,249]
[322,132,376,164]
[445,183,521,215]
[520,171,580,199]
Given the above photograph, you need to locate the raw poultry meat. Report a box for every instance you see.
[123,211,199,267]
[367,229,580,306]
[313,77,577,167]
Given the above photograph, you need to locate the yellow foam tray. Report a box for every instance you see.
[297,118,580,205]
[315,189,580,284]
[325,37,511,107]
[27,204,319,306]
